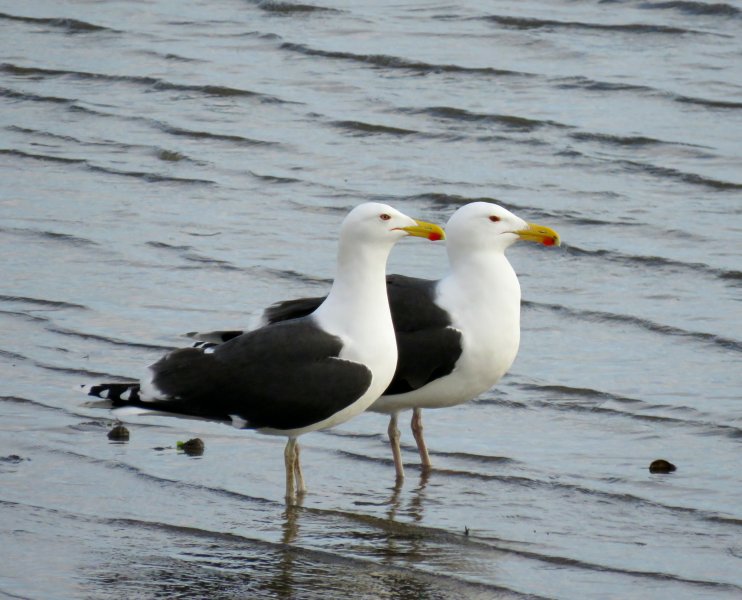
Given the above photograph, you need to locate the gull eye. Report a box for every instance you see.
[489,215,501,222]
[380,213,391,221]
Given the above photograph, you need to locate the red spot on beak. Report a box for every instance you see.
[429,232,442,241]
[542,237,555,246]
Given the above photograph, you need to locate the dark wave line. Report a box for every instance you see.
[545,402,742,439]
[0,585,33,600]
[159,123,278,146]
[0,347,27,362]
[88,158,215,185]
[524,299,742,353]
[0,396,111,425]
[6,91,277,148]
[45,326,174,352]
[554,75,656,94]
[0,63,283,103]
[561,244,742,285]
[707,514,742,527]
[320,429,390,442]
[675,94,742,110]
[0,86,71,105]
[146,241,194,252]
[255,1,343,14]
[0,11,118,33]
[331,120,420,137]
[42,361,129,380]
[0,224,98,247]
[261,267,333,286]
[0,149,216,185]
[480,14,700,35]
[7,125,85,145]
[474,397,530,410]
[403,105,571,132]
[516,385,742,439]
[0,396,35,404]
[0,294,86,310]
[132,49,203,63]
[568,130,705,148]
[0,148,81,165]
[430,450,518,465]
[0,309,50,325]
[516,383,643,405]
[171,264,241,273]
[280,42,532,77]
[485,536,741,592]
[146,243,242,271]
[618,159,742,190]
[555,75,742,110]
[181,253,237,269]
[248,170,304,184]
[638,1,741,17]
[0,347,126,380]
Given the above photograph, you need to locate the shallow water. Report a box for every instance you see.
[1,0,740,598]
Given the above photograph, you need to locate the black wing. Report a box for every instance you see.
[264,296,324,323]
[383,275,462,395]
[189,274,463,398]
[113,317,372,431]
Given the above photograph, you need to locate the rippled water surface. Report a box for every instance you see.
[1,1,740,598]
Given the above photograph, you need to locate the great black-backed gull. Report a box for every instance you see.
[82,203,445,501]
[190,203,559,480]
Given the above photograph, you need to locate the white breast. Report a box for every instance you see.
[371,253,522,413]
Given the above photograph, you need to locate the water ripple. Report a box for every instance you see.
[331,120,420,137]
[0,149,216,185]
[254,1,343,15]
[280,43,532,77]
[0,294,87,310]
[561,245,742,284]
[479,14,703,35]
[637,1,741,17]
[402,105,570,132]
[0,63,284,103]
[0,11,118,34]
[524,299,742,353]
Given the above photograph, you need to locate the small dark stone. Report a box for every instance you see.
[1,454,25,464]
[649,459,676,474]
[107,424,130,441]
[177,438,204,456]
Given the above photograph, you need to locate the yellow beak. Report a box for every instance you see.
[400,220,446,242]
[515,222,561,247]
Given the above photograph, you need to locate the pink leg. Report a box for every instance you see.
[284,437,297,504]
[294,440,306,495]
[411,408,432,470]
[387,413,405,481]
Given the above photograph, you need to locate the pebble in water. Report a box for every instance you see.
[107,424,130,442]
[177,438,205,456]
[649,459,676,474]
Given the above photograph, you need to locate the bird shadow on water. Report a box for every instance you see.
[264,504,302,599]
[81,472,479,599]
[263,475,460,600]
[385,469,431,525]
